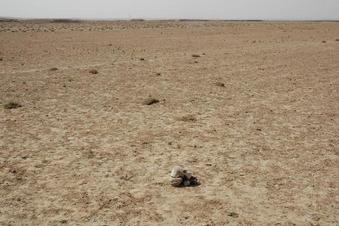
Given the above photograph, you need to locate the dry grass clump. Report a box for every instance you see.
[228,212,239,218]
[215,82,225,87]
[4,102,22,109]
[143,98,159,105]
[180,114,197,122]
[89,69,98,74]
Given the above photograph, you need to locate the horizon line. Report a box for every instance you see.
[1,16,339,22]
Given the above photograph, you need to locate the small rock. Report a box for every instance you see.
[89,69,98,74]
[192,54,201,58]
[309,214,320,222]
[336,39,339,41]
[322,40,327,43]
[143,98,159,105]
[49,67,58,71]
[0,58,3,61]
[140,58,145,61]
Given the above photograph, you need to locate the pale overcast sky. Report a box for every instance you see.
[1,0,339,20]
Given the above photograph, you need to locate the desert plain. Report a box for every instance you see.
[0,21,339,225]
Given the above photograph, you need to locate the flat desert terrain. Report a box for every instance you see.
[0,21,338,225]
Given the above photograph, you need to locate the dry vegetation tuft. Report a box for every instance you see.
[143,98,159,105]
[180,114,197,122]
[4,102,22,109]
[89,69,98,74]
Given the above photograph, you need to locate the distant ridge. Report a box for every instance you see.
[0,17,19,22]
[178,19,263,22]
[49,19,82,23]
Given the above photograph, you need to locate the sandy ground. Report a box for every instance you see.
[0,21,338,226]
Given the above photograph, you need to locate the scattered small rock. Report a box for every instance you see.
[228,212,239,218]
[170,166,199,187]
[215,82,225,87]
[156,72,161,76]
[143,98,159,105]
[322,40,327,43]
[0,58,3,61]
[4,102,22,109]
[60,219,68,224]
[140,58,145,61]
[89,69,98,74]
[192,54,201,58]
[49,67,58,71]
[336,39,339,41]
[309,214,320,222]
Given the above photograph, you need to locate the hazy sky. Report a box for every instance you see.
[1,0,339,20]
